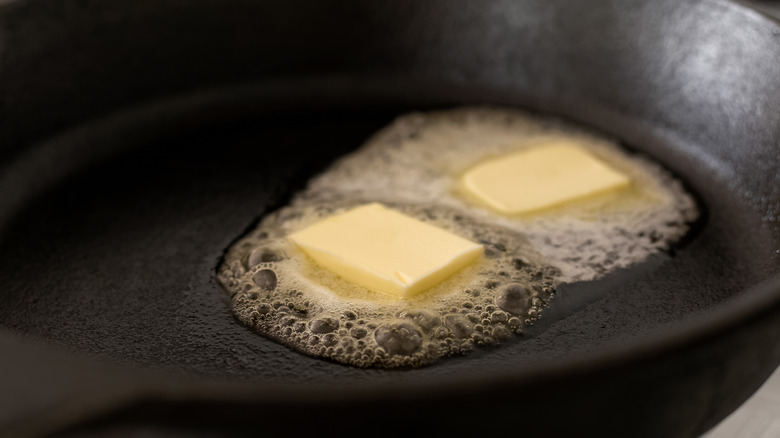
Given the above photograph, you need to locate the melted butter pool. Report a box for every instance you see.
[217,107,699,368]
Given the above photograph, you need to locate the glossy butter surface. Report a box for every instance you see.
[288,203,483,298]
[460,141,631,215]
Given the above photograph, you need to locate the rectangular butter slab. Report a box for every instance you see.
[459,140,631,215]
[288,203,483,299]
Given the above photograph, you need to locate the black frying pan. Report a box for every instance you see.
[1,0,779,436]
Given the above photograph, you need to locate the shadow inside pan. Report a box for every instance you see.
[0,83,775,386]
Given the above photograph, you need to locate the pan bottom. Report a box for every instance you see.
[0,86,774,385]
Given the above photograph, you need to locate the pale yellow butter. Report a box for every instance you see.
[288,203,483,299]
[460,140,631,215]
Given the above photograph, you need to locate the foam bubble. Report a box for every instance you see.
[217,107,698,368]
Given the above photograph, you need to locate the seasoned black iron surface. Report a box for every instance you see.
[0,93,773,379]
[0,0,778,436]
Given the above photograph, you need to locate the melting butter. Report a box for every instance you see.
[459,140,631,215]
[288,203,483,299]
[217,107,699,368]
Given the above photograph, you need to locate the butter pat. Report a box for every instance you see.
[288,203,483,299]
[460,140,631,215]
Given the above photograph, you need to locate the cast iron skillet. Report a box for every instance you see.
[0,0,779,436]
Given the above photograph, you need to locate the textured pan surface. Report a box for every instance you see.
[0,0,778,437]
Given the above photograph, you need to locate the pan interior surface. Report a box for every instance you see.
[0,85,775,385]
[0,0,779,435]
